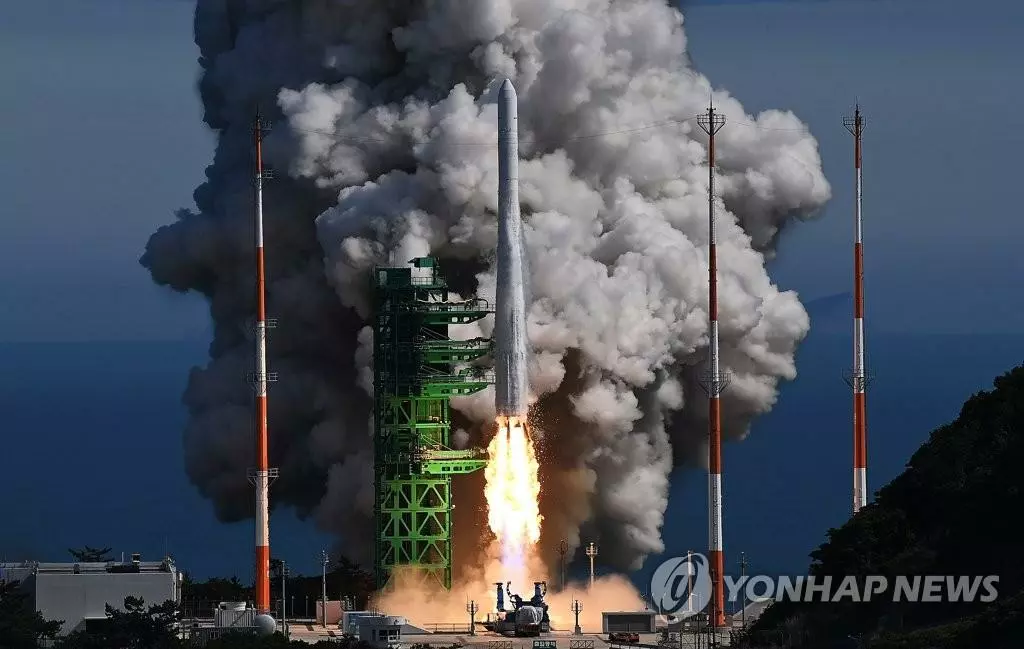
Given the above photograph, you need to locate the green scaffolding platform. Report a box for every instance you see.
[372,257,492,590]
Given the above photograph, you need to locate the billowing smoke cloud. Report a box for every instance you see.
[143,0,828,574]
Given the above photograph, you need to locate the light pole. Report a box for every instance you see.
[571,598,583,635]
[687,550,693,615]
[281,562,289,637]
[467,600,478,635]
[320,550,330,628]
[557,540,569,591]
[585,542,598,590]
[739,553,748,630]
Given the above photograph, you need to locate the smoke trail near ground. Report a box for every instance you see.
[375,547,642,630]
[143,0,829,574]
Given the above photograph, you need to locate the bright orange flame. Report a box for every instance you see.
[485,416,542,570]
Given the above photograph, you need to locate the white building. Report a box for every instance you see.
[0,556,182,635]
[358,615,407,649]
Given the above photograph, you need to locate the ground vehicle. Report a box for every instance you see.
[486,582,551,637]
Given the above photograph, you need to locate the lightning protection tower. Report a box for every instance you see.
[373,257,493,590]
[248,112,278,614]
[697,102,728,629]
[843,105,869,514]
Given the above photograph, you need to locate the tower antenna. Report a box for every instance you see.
[697,103,728,629]
[843,105,869,514]
[248,110,279,614]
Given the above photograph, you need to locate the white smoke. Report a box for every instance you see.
[143,0,829,573]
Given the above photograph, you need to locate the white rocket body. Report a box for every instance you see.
[495,79,529,418]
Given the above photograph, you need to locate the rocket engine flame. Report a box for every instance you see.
[485,416,542,580]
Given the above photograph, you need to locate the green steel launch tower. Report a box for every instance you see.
[372,257,492,590]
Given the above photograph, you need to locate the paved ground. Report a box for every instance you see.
[282,627,737,647]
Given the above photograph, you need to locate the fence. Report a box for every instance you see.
[180,597,315,620]
[425,622,473,633]
[182,626,259,646]
[569,641,596,649]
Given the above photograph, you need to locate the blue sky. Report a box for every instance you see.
[0,0,1021,584]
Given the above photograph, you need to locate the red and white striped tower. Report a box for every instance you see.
[843,106,868,514]
[251,113,276,613]
[697,103,727,629]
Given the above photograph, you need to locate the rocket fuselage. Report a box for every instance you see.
[495,79,529,419]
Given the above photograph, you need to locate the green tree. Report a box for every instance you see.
[182,574,251,607]
[55,596,180,649]
[0,580,62,649]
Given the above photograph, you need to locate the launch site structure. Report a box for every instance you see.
[372,257,493,590]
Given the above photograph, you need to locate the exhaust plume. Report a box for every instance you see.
[143,0,829,574]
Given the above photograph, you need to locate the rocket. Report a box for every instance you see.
[494,79,529,419]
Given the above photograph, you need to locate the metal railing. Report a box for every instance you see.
[425,622,472,633]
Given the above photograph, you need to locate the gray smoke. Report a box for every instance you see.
[143,0,829,573]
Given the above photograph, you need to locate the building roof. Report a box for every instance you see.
[2,559,178,575]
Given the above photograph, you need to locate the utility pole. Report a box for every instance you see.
[466,600,478,635]
[571,598,583,635]
[739,553,748,630]
[687,550,694,614]
[585,542,598,590]
[281,562,289,637]
[557,540,569,591]
[692,591,701,649]
[320,550,330,628]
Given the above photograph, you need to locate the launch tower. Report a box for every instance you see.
[372,257,492,590]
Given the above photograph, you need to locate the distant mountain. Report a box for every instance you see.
[741,365,1024,648]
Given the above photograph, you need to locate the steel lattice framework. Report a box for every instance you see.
[372,257,492,590]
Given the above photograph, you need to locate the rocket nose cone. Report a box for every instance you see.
[500,78,517,101]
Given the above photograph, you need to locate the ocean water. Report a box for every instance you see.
[0,332,1019,585]
[0,339,330,578]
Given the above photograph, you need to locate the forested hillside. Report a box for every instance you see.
[742,364,1024,648]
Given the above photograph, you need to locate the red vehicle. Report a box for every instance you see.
[609,632,640,643]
